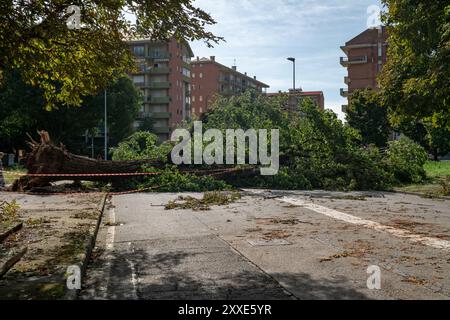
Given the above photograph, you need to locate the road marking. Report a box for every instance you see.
[127,242,139,300]
[280,196,450,251]
[106,206,116,250]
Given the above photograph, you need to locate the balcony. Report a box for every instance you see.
[148,67,170,74]
[147,82,171,89]
[183,61,191,69]
[147,52,170,61]
[153,126,171,134]
[344,76,350,85]
[145,96,171,104]
[139,111,171,119]
[152,112,171,119]
[340,88,349,97]
[340,56,368,67]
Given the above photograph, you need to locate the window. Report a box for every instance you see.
[133,46,145,56]
[192,108,196,114]
[199,96,203,102]
[192,73,196,78]
[200,107,203,113]
[132,75,144,84]
[200,73,203,78]
[192,96,196,102]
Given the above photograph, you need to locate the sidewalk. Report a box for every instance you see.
[0,192,106,299]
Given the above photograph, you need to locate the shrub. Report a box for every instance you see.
[385,136,428,184]
[111,131,172,162]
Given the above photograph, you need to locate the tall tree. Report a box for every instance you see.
[0,1,222,109]
[379,1,450,131]
[0,70,141,154]
[345,89,390,148]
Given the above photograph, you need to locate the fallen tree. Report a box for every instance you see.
[11,131,256,191]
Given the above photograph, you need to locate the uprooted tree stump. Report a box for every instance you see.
[11,131,257,192]
[11,131,168,191]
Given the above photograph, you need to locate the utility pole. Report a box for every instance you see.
[287,57,296,92]
[104,89,108,161]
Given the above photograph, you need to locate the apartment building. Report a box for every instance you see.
[127,38,194,140]
[340,26,388,112]
[190,56,270,117]
[267,89,325,111]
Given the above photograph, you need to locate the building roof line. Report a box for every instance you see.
[191,58,270,88]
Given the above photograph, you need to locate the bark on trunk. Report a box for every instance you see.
[11,131,167,191]
[11,131,256,191]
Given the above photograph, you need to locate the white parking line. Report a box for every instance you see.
[106,206,116,250]
[280,196,450,251]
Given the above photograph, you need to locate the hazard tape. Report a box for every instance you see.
[0,167,244,196]
[0,171,161,177]
[0,167,239,178]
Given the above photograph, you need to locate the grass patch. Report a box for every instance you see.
[165,191,241,211]
[395,161,450,197]
[424,161,450,178]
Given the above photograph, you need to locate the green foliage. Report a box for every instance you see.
[345,89,390,148]
[0,71,141,153]
[111,92,430,192]
[385,136,428,184]
[140,167,232,193]
[0,1,222,108]
[201,92,427,191]
[111,131,172,162]
[379,1,450,131]
[165,191,241,211]
[0,200,20,224]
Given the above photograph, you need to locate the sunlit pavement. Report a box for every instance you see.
[81,190,450,300]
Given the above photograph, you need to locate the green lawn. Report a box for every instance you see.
[395,161,450,197]
[424,161,450,178]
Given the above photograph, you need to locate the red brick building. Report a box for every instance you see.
[128,38,193,141]
[267,89,325,111]
[190,56,269,117]
[340,26,388,112]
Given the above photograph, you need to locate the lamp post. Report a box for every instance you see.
[104,89,108,161]
[287,57,296,93]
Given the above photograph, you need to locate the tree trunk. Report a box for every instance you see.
[11,131,256,191]
[11,131,167,191]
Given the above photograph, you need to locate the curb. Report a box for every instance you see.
[63,193,108,300]
[389,190,450,201]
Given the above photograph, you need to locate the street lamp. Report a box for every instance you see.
[287,57,296,93]
[104,89,108,161]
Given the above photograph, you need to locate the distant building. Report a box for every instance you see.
[340,26,388,113]
[127,38,194,141]
[190,56,269,117]
[267,89,325,111]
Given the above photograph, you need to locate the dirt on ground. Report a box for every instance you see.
[0,192,105,299]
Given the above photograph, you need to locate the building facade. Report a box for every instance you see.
[190,56,270,117]
[340,26,388,112]
[267,89,325,111]
[128,38,194,141]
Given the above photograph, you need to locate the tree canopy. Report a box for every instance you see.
[345,89,390,148]
[0,70,141,153]
[379,1,450,130]
[0,1,222,109]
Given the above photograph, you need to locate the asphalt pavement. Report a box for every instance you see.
[80,190,450,300]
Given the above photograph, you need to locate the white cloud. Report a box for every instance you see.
[191,0,383,119]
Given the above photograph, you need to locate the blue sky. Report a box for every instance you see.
[190,0,383,120]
